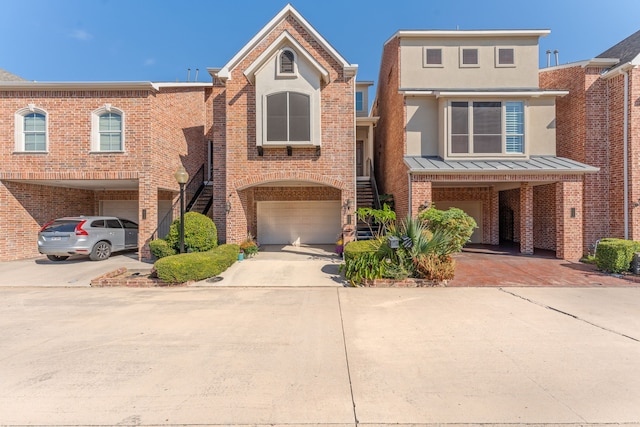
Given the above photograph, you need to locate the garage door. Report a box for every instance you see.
[101,200,138,222]
[437,200,482,244]
[257,201,341,245]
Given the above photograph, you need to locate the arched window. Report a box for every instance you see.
[99,112,122,151]
[266,92,310,142]
[91,105,125,151]
[14,106,48,152]
[280,50,295,74]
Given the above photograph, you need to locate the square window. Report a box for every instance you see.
[496,47,516,67]
[424,48,443,67]
[460,48,479,67]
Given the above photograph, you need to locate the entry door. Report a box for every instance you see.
[356,140,364,176]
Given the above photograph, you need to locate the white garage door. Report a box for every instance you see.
[101,200,138,222]
[257,201,341,245]
[437,200,482,244]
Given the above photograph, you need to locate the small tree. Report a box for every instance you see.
[418,206,477,254]
[356,204,396,238]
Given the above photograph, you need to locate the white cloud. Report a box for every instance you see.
[70,29,93,41]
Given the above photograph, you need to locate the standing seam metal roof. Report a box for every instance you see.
[404,155,599,173]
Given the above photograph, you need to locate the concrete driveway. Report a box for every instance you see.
[195,244,347,287]
[0,251,151,287]
[1,286,640,425]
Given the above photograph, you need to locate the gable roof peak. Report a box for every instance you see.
[216,3,356,81]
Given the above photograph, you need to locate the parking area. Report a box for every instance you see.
[0,251,151,287]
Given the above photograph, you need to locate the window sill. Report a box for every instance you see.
[261,141,318,147]
[89,150,126,154]
[13,151,48,154]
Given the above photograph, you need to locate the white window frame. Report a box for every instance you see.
[91,104,125,152]
[276,48,298,78]
[355,91,364,112]
[495,47,516,68]
[447,100,526,158]
[459,47,480,68]
[14,105,48,152]
[423,47,444,68]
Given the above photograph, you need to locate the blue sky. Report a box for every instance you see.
[2,0,639,85]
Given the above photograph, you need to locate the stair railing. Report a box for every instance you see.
[151,164,205,240]
[368,159,381,210]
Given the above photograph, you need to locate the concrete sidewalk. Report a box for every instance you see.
[1,286,639,425]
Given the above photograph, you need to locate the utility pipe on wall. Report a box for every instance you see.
[624,69,629,239]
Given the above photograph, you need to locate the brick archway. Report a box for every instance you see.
[233,171,347,191]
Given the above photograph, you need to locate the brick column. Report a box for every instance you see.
[138,176,158,261]
[520,182,534,255]
[411,178,432,217]
[490,188,500,245]
[556,181,583,260]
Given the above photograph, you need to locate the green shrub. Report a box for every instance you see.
[154,244,240,283]
[165,212,218,253]
[595,238,640,273]
[419,206,477,254]
[240,240,259,257]
[340,240,385,285]
[149,238,176,259]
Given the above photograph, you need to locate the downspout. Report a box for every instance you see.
[624,69,629,239]
[408,172,413,217]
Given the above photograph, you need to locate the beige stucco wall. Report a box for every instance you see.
[404,95,558,158]
[527,97,557,156]
[406,97,439,156]
[400,36,540,89]
[356,83,371,117]
[254,46,322,146]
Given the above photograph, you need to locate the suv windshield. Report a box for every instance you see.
[41,220,80,233]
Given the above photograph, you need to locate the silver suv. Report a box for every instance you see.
[38,216,138,261]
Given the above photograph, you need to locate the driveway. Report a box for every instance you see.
[194,244,346,287]
[0,251,151,287]
[1,286,640,425]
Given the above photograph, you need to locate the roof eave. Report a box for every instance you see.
[0,81,159,92]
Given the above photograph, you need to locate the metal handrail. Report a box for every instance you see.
[369,159,381,210]
[151,164,205,240]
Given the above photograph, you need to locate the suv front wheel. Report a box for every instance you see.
[90,241,112,261]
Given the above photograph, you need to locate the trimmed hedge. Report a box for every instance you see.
[341,240,384,284]
[154,244,240,283]
[595,238,640,273]
[149,238,176,259]
[343,239,378,262]
[165,212,218,253]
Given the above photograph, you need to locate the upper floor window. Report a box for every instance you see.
[355,91,364,112]
[91,105,124,152]
[460,48,479,67]
[496,47,515,67]
[277,49,298,77]
[423,48,443,67]
[14,106,48,152]
[449,100,524,155]
[266,91,310,142]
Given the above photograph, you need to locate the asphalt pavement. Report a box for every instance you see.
[1,286,639,426]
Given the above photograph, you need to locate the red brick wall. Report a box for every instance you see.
[373,37,410,219]
[540,66,610,252]
[220,15,355,244]
[533,184,556,250]
[556,180,583,260]
[627,68,640,240]
[432,186,494,244]
[0,86,207,260]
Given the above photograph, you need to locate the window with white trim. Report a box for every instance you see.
[91,105,124,152]
[496,47,515,67]
[423,48,443,67]
[14,106,48,152]
[355,91,364,112]
[460,48,479,67]
[449,100,524,155]
[266,91,310,142]
[277,49,298,78]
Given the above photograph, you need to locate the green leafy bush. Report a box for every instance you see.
[340,240,385,284]
[595,238,640,273]
[165,212,218,253]
[149,238,176,259]
[240,240,259,257]
[419,206,477,254]
[154,244,240,283]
